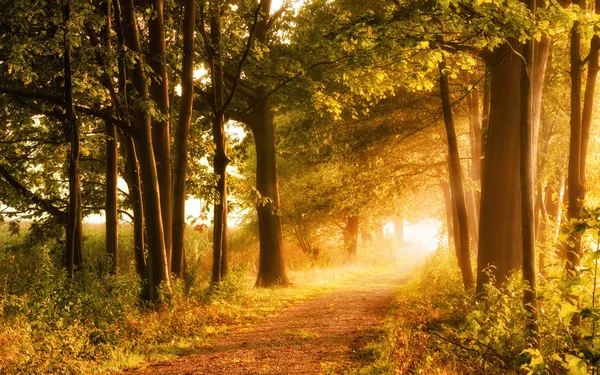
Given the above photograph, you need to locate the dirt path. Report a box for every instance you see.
[126,270,408,375]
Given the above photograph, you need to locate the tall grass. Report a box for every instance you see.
[0,222,401,374]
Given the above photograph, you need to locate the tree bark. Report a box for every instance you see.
[63,0,83,278]
[101,0,119,273]
[564,0,599,327]
[439,55,474,290]
[477,39,548,293]
[467,85,482,225]
[172,0,196,279]
[565,7,583,325]
[344,216,359,257]
[250,0,288,287]
[477,46,523,292]
[252,98,289,287]
[119,0,171,300]
[120,132,149,300]
[466,85,481,249]
[442,182,454,250]
[105,120,119,272]
[209,7,230,284]
[481,73,491,177]
[519,1,540,343]
[148,0,173,270]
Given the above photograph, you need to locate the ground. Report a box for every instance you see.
[123,270,408,375]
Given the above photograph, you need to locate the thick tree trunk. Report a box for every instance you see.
[252,98,289,287]
[172,0,196,279]
[148,0,173,270]
[439,56,474,290]
[477,40,548,293]
[63,0,83,278]
[519,7,540,343]
[478,47,523,291]
[119,0,171,300]
[250,0,288,287]
[344,216,359,257]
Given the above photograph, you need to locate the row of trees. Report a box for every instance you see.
[2,0,600,330]
[0,0,296,300]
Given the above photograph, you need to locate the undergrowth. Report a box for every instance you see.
[0,223,400,374]
[355,229,600,375]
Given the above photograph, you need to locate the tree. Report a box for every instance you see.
[118,0,172,299]
[172,0,196,279]
[438,49,474,290]
[519,0,540,345]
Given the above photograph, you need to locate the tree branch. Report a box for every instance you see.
[0,86,130,133]
[221,0,263,112]
[0,164,67,225]
[266,4,286,31]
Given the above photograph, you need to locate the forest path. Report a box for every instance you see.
[125,267,411,375]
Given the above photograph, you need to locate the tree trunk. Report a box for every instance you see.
[209,8,229,284]
[478,46,523,291]
[580,2,599,187]
[481,73,491,177]
[439,55,474,290]
[99,0,119,273]
[105,119,119,272]
[545,171,564,246]
[564,0,599,327]
[451,189,462,259]
[344,216,359,257]
[121,135,146,273]
[252,98,289,287]
[466,85,481,249]
[360,228,372,243]
[519,3,540,343]
[393,214,404,246]
[63,0,83,278]
[251,0,288,287]
[467,85,482,222]
[442,182,454,249]
[565,8,583,325]
[172,0,196,279]
[477,39,548,293]
[148,0,173,271]
[119,0,171,300]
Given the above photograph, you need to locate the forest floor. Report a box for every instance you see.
[122,268,410,375]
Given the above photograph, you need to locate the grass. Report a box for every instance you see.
[0,222,408,374]
[283,329,321,340]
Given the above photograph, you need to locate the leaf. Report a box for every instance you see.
[565,354,587,375]
[560,302,579,320]
[8,221,20,237]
